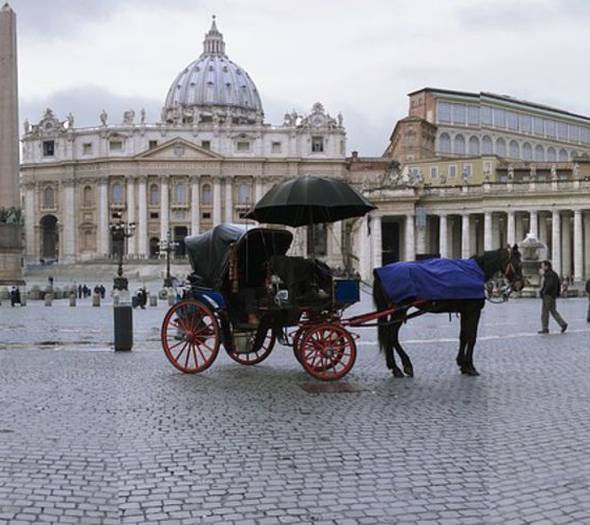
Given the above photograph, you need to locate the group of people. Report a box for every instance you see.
[538,260,590,333]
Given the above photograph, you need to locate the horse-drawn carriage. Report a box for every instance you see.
[160,224,362,381]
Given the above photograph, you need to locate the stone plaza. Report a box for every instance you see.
[1,294,589,524]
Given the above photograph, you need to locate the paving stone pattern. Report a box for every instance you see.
[0,296,589,524]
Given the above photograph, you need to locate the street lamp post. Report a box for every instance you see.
[159,230,178,288]
[109,215,136,291]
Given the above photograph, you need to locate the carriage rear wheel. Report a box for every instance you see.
[226,329,275,366]
[292,326,310,365]
[299,324,356,381]
[161,299,220,374]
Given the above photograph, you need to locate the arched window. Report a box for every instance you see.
[522,143,532,161]
[201,184,212,205]
[83,185,93,207]
[481,135,493,155]
[468,136,480,155]
[439,133,451,154]
[112,183,123,204]
[237,182,251,204]
[149,184,159,206]
[495,137,506,157]
[42,186,55,209]
[558,148,568,162]
[547,147,557,162]
[509,140,520,159]
[175,182,187,204]
[534,145,545,162]
[454,134,465,155]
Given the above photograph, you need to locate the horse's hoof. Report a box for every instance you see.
[463,367,480,377]
[404,366,414,378]
[392,368,404,378]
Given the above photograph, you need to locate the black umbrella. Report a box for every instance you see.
[244,175,376,227]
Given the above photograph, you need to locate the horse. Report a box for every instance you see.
[373,245,525,377]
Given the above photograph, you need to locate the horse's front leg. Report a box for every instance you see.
[463,310,482,376]
[392,321,413,377]
[383,317,404,378]
[457,314,468,372]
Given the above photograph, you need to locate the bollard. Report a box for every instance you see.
[167,291,176,306]
[44,294,53,306]
[113,294,120,307]
[20,293,26,306]
[114,301,133,351]
[149,294,158,307]
[69,293,76,307]
[92,293,101,307]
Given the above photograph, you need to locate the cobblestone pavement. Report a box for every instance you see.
[1,294,589,524]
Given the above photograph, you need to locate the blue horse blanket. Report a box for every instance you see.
[374,258,485,304]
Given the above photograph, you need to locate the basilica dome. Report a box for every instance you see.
[162,17,264,125]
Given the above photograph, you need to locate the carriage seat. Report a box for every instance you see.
[268,255,332,306]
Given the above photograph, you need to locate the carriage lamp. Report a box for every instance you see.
[158,230,178,288]
[109,216,136,291]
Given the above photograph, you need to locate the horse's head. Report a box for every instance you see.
[501,244,525,292]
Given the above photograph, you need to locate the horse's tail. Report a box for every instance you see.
[373,273,392,354]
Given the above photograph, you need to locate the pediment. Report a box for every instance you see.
[135,138,223,161]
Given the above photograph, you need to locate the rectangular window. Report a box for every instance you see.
[437,101,451,123]
[150,212,159,219]
[493,108,506,128]
[581,127,590,144]
[467,106,479,126]
[109,140,123,152]
[449,164,457,178]
[271,141,282,153]
[311,136,324,153]
[430,166,438,178]
[82,143,92,155]
[148,140,158,149]
[462,164,472,177]
[43,140,55,157]
[557,122,568,141]
[236,141,250,152]
[533,117,545,136]
[452,104,466,125]
[202,212,211,219]
[481,106,492,125]
[201,140,211,150]
[568,125,580,143]
[506,111,518,130]
[519,114,532,133]
[535,117,555,137]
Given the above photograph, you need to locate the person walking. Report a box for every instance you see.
[538,260,568,334]
[586,277,590,323]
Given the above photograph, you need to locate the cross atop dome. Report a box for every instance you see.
[202,15,226,57]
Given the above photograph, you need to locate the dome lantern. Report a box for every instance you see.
[202,15,226,57]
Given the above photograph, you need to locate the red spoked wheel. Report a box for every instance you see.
[161,299,220,373]
[299,324,356,381]
[292,326,311,365]
[226,329,276,366]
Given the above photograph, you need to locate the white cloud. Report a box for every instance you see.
[11,0,590,155]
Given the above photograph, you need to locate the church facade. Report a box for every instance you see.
[20,19,347,266]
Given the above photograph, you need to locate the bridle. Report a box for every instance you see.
[486,248,522,303]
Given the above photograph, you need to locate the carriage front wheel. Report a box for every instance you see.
[299,324,356,381]
[161,299,220,373]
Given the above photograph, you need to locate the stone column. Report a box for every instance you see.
[98,180,109,257]
[24,183,35,261]
[190,175,200,235]
[225,176,233,223]
[539,212,548,245]
[254,177,264,203]
[507,210,515,246]
[484,211,493,251]
[461,213,470,258]
[551,209,561,276]
[439,213,448,258]
[584,211,590,280]
[515,213,526,244]
[573,209,583,282]
[561,213,572,279]
[330,221,343,266]
[371,214,382,268]
[160,176,169,241]
[62,180,76,262]
[358,216,370,280]
[137,176,147,257]
[212,177,222,225]
[126,177,136,256]
[529,210,538,238]
[0,4,19,210]
[405,214,415,261]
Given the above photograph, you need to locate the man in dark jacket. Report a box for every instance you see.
[538,260,567,334]
[586,278,590,323]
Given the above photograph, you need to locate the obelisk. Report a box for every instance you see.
[0,2,24,285]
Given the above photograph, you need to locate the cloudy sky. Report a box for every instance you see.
[9,0,590,155]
